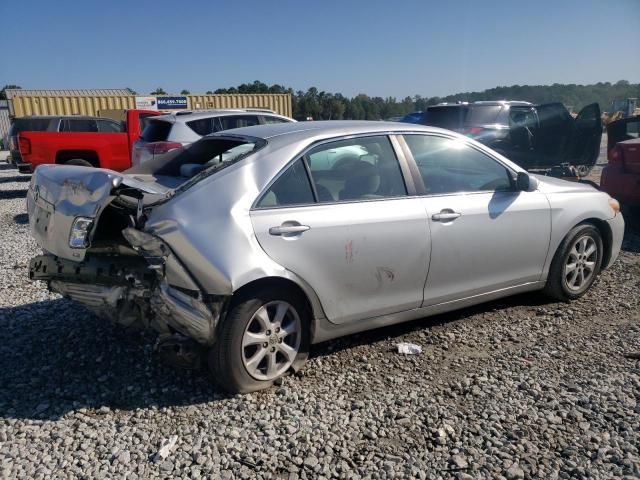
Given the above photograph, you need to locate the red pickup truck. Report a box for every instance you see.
[17,109,160,173]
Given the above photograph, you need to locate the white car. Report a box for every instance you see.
[131,108,294,165]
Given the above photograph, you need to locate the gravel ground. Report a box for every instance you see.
[0,155,638,479]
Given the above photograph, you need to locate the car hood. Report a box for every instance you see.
[533,174,599,194]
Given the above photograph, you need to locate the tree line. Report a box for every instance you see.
[4,81,638,120]
[214,80,640,120]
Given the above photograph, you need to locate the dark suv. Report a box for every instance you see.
[401,101,602,174]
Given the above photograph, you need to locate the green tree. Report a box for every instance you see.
[180,89,190,95]
[0,84,22,100]
[150,87,167,95]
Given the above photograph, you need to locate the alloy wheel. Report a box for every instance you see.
[564,235,598,292]
[241,301,302,381]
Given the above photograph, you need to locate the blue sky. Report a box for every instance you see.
[2,0,639,98]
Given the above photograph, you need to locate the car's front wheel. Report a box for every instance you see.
[209,287,309,393]
[544,224,603,301]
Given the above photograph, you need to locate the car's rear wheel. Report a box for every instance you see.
[65,158,94,167]
[209,287,309,393]
[544,224,603,301]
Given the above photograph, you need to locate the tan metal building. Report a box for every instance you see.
[5,89,293,118]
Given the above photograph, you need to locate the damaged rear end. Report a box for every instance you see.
[27,163,228,346]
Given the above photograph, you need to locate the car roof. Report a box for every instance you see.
[430,100,532,108]
[150,109,290,123]
[208,120,451,146]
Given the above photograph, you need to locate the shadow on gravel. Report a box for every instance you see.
[13,213,28,225]
[311,291,550,360]
[0,189,27,200]
[0,298,231,421]
[0,175,30,184]
[0,291,551,421]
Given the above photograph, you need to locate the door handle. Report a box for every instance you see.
[269,224,310,236]
[431,211,461,221]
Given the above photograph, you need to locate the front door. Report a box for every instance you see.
[568,103,602,166]
[532,102,574,168]
[250,135,430,324]
[401,134,551,306]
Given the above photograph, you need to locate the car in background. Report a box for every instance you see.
[132,108,295,165]
[17,110,160,173]
[601,115,640,205]
[400,101,602,175]
[27,121,623,393]
[7,116,60,170]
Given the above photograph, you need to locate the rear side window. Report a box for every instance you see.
[424,107,467,130]
[60,119,99,132]
[141,120,172,142]
[466,105,502,125]
[9,118,54,135]
[257,159,314,208]
[186,118,215,136]
[306,136,407,202]
[219,115,260,130]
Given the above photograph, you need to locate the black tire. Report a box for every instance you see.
[544,223,603,301]
[209,287,310,393]
[65,158,94,167]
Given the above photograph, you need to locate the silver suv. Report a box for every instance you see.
[132,108,294,165]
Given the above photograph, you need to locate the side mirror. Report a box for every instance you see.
[516,171,538,192]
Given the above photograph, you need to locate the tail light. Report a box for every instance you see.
[146,141,182,155]
[18,136,31,155]
[608,145,623,165]
[464,127,485,135]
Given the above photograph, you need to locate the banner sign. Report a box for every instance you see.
[135,96,158,110]
[156,96,188,110]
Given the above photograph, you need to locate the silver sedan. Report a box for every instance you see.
[27,121,625,392]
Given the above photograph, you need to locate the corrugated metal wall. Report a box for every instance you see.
[188,94,292,117]
[10,94,292,118]
[0,101,10,146]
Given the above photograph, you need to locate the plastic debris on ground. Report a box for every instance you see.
[153,435,178,462]
[396,343,422,355]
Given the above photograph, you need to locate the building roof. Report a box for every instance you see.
[4,88,134,99]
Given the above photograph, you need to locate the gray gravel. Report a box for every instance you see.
[0,158,638,479]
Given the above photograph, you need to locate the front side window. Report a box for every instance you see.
[306,136,407,202]
[257,159,314,208]
[404,135,512,194]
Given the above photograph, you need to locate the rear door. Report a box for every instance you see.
[568,103,602,166]
[251,134,430,325]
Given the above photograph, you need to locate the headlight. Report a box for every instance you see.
[608,198,620,215]
[69,217,94,248]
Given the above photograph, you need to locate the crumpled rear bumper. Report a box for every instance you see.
[29,252,226,346]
